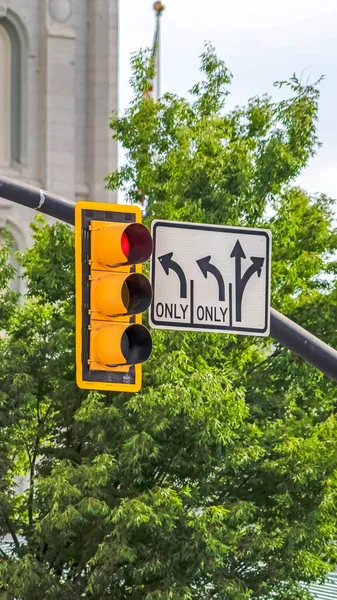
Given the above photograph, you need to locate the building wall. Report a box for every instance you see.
[0,0,118,276]
[309,572,337,599]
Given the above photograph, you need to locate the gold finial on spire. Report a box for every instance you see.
[153,2,165,14]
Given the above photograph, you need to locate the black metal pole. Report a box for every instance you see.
[1,175,337,382]
[0,175,74,225]
[270,308,337,382]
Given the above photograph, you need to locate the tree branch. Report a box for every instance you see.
[3,514,20,549]
[245,348,282,377]
[28,442,39,528]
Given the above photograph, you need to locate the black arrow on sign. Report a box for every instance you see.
[230,240,265,322]
[158,252,187,299]
[240,256,265,292]
[196,255,225,301]
[230,240,246,288]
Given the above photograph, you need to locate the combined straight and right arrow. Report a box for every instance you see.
[230,240,265,322]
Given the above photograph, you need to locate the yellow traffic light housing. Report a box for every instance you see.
[75,201,153,392]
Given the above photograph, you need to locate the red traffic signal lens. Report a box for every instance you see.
[125,223,153,264]
[121,232,130,258]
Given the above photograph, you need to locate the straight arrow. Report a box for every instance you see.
[158,252,187,299]
[230,240,246,291]
[196,255,225,301]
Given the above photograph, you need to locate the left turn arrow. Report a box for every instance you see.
[196,255,225,301]
[158,252,187,299]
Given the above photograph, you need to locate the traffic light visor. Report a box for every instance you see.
[93,272,152,317]
[94,222,153,268]
[92,323,152,368]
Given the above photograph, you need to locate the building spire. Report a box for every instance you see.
[151,2,165,99]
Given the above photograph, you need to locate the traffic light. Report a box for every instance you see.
[75,201,153,392]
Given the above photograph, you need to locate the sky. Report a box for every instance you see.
[119,0,337,200]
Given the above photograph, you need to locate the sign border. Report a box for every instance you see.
[149,220,271,336]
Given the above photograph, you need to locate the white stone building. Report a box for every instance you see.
[0,0,118,289]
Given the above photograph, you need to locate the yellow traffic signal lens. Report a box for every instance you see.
[93,273,152,318]
[93,323,152,367]
[94,222,153,268]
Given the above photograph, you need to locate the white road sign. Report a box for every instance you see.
[149,220,272,336]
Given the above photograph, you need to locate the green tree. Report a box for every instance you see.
[0,44,337,599]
